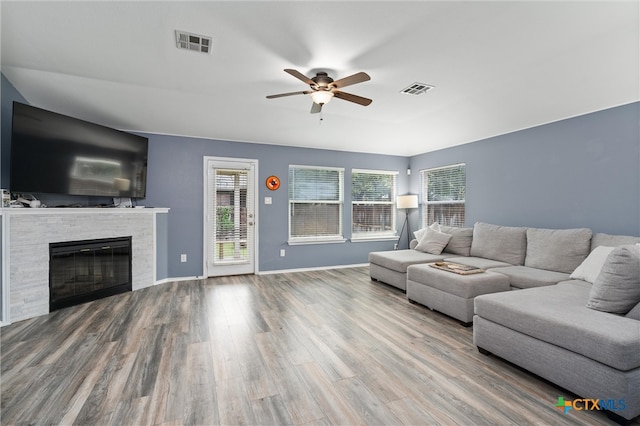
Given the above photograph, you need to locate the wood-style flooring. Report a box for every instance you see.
[1,267,635,425]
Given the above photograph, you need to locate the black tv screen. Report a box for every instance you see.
[10,102,148,198]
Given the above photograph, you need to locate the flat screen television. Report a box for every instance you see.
[10,102,148,198]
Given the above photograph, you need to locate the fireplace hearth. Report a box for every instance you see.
[49,236,132,311]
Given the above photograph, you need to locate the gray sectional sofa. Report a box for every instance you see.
[368,222,640,423]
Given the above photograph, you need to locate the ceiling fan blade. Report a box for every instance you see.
[266,90,311,99]
[284,69,315,86]
[331,72,370,89]
[310,102,322,114]
[334,91,373,106]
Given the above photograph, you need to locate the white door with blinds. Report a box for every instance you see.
[205,158,257,276]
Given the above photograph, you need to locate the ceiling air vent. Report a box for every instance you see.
[400,82,434,96]
[175,30,212,54]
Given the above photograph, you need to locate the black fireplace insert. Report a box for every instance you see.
[49,236,132,311]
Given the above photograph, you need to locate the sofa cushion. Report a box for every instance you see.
[414,228,452,255]
[470,222,527,265]
[591,232,640,251]
[440,225,473,256]
[444,257,511,270]
[587,245,640,314]
[569,245,615,284]
[556,279,592,289]
[368,249,446,273]
[524,227,592,274]
[491,266,570,289]
[627,303,640,321]
[474,284,640,371]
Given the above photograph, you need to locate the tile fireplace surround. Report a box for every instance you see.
[1,208,168,323]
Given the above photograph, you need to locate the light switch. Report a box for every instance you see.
[265,196,272,205]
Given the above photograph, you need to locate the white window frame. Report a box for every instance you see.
[420,163,466,228]
[351,169,398,241]
[288,165,345,245]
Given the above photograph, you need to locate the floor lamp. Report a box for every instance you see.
[396,194,419,249]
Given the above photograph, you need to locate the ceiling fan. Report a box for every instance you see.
[266,69,372,113]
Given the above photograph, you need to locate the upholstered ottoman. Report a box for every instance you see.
[406,263,510,326]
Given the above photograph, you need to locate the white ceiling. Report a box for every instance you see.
[2,1,638,157]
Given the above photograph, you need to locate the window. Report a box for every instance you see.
[288,165,344,243]
[421,163,466,228]
[351,169,398,239]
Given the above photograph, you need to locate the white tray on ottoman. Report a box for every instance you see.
[406,262,510,326]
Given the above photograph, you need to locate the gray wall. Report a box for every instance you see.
[142,133,408,277]
[410,102,640,236]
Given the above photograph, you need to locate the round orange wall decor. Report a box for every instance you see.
[266,175,280,190]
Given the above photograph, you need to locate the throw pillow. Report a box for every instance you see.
[415,228,452,255]
[569,246,614,283]
[586,245,640,314]
[440,225,473,256]
[413,222,441,242]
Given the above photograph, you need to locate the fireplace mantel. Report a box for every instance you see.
[1,207,169,324]
[2,207,169,216]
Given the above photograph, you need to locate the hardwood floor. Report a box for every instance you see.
[1,267,635,425]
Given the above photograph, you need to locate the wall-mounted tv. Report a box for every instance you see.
[10,102,148,198]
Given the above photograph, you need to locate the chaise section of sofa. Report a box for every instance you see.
[474,281,640,422]
[474,234,640,422]
[369,248,447,290]
[368,225,472,290]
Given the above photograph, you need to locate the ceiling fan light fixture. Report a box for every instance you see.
[310,90,334,105]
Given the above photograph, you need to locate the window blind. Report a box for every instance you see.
[289,166,344,242]
[421,163,466,228]
[352,169,397,237]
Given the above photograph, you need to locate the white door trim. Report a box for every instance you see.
[202,156,259,277]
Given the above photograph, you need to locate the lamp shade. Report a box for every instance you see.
[397,194,418,209]
[310,90,334,105]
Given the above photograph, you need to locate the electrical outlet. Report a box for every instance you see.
[180,254,187,263]
[280,249,285,257]
[394,243,398,250]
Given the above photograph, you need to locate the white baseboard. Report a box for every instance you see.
[153,263,370,282]
[154,276,205,285]
[256,263,369,275]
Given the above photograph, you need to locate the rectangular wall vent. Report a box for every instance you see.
[400,82,435,96]
[175,30,212,54]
